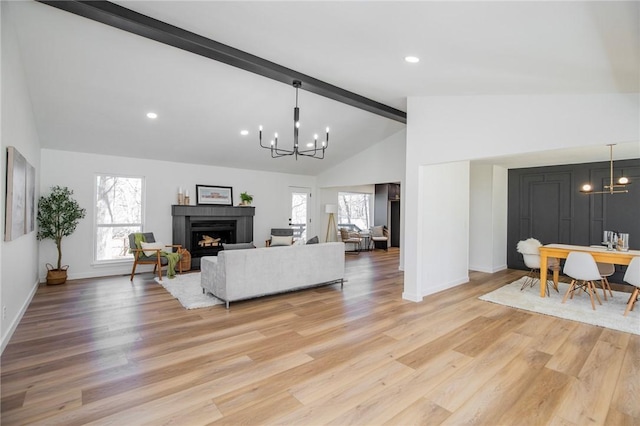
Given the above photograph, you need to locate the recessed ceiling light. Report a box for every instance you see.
[146,112,158,119]
[240,130,249,136]
[404,56,420,64]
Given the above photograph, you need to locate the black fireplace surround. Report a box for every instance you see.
[172,205,255,269]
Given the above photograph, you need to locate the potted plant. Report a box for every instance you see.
[239,191,253,206]
[37,186,86,285]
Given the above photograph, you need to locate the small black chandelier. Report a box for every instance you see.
[259,80,330,160]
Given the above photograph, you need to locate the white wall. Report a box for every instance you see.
[469,164,508,273]
[1,3,42,352]
[317,129,406,188]
[408,94,639,164]
[39,149,317,281]
[403,161,470,300]
[405,93,640,301]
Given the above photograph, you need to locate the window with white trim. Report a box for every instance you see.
[94,174,144,262]
[338,192,371,232]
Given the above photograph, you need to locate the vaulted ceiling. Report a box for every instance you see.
[7,1,639,175]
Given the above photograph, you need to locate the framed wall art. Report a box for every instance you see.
[196,185,233,206]
[5,146,34,241]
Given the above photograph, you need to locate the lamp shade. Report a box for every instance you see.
[325,204,338,214]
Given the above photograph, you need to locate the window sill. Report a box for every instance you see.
[91,259,133,267]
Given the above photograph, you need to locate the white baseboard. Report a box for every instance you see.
[421,276,469,298]
[1,279,38,355]
[402,291,423,302]
[469,264,508,273]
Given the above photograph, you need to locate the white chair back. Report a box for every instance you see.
[623,257,640,288]
[522,254,541,269]
[563,252,601,281]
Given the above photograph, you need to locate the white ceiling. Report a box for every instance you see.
[7,1,640,176]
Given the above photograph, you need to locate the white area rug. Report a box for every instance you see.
[154,272,223,309]
[479,277,639,335]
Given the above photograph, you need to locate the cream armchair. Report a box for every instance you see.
[339,228,362,254]
[370,225,389,251]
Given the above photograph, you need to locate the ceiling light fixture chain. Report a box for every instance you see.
[259,80,330,160]
[580,144,630,195]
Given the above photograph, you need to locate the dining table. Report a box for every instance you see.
[538,244,640,297]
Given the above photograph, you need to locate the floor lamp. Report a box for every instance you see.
[325,204,338,242]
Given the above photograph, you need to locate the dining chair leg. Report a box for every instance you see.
[591,281,602,306]
[521,270,536,290]
[598,277,613,301]
[624,288,639,316]
[586,281,596,310]
[562,280,577,304]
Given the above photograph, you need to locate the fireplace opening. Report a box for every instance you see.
[190,220,236,257]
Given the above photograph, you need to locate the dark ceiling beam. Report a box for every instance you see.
[37,0,407,124]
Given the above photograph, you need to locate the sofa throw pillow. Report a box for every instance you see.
[140,241,164,257]
[371,226,384,237]
[306,236,319,244]
[222,242,256,250]
[270,235,293,246]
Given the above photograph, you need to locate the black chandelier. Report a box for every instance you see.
[259,80,330,160]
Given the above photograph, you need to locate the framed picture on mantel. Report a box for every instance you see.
[196,185,233,206]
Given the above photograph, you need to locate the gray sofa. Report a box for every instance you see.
[201,242,345,308]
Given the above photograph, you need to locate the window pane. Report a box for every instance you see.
[96,176,142,224]
[95,225,141,261]
[338,192,370,231]
[291,192,307,240]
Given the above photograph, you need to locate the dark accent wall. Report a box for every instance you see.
[508,158,640,282]
[374,184,389,227]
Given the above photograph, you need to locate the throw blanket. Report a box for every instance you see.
[162,252,180,279]
[132,233,180,279]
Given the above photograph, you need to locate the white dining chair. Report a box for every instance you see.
[623,257,640,316]
[562,251,603,310]
[590,245,614,300]
[517,238,557,295]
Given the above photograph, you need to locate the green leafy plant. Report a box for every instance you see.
[37,186,86,270]
[240,192,253,204]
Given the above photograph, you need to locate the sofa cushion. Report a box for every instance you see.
[270,235,293,246]
[306,236,319,244]
[222,242,256,250]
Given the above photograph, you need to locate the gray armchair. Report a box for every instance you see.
[265,228,294,247]
[128,232,182,280]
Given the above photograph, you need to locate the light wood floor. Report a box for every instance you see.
[1,248,638,425]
